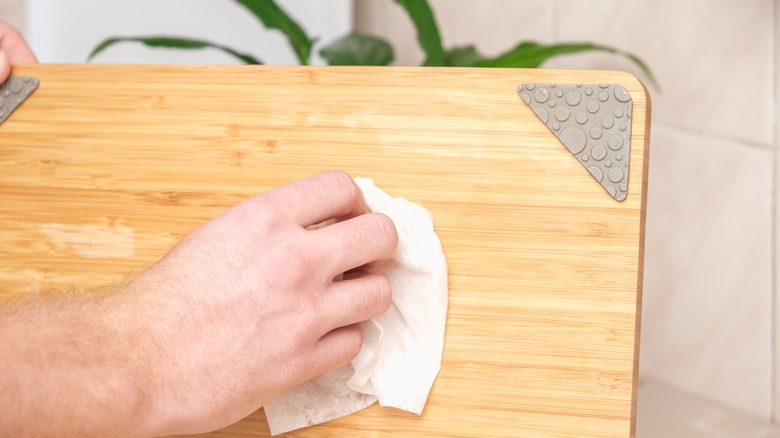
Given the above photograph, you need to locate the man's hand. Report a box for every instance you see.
[0,21,37,82]
[125,170,398,435]
[0,171,398,437]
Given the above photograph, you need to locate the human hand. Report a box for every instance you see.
[110,171,398,436]
[0,21,37,82]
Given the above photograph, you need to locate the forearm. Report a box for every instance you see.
[0,292,159,437]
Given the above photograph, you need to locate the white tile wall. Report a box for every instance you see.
[642,124,773,418]
[551,0,778,418]
[553,0,775,147]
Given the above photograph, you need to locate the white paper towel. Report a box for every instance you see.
[263,177,448,435]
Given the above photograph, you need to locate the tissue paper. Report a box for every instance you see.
[263,177,448,435]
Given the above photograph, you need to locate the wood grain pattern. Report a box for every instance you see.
[0,65,650,437]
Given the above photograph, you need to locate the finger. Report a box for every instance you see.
[258,170,368,228]
[314,212,397,275]
[0,51,9,83]
[308,323,364,378]
[323,271,391,330]
[0,22,37,63]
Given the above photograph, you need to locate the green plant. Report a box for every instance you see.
[88,0,656,86]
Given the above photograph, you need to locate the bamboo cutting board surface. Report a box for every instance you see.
[1,65,649,437]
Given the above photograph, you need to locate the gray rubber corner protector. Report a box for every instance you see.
[518,83,633,202]
[0,75,40,126]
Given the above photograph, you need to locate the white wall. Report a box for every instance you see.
[24,0,352,65]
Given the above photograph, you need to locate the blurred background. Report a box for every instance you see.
[1,0,777,436]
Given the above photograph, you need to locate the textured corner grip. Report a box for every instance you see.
[0,76,40,126]
[518,83,633,202]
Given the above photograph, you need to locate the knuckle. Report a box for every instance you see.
[325,170,360,203]
[326,169,353,186]
[375,275,392,314]
[316,325,364,372]
[232,195,282,231]
[371,213,398,250]
[355,274,391,317]
[263,242,317,292]
[342,325,364,360]
[282,247,315,282]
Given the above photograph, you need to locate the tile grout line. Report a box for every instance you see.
[772,0,779,424]
[640,376,780,429]
[654,123,776,152]
[772,150,777,424]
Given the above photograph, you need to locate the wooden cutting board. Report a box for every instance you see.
[0,65,649,437]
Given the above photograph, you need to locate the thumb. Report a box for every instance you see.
[0,50,10,84]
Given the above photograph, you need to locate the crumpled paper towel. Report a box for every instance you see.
[263,177,448,435]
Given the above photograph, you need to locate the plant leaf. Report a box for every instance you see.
[476,41,611,68]
[321,33,394,66]
[233,0,314,65]
[476,41,658,88]
[88,36,263,64]
[443,45,486,67]
[392,0,445,66]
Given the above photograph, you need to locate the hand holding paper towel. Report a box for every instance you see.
[264,177,448,435]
